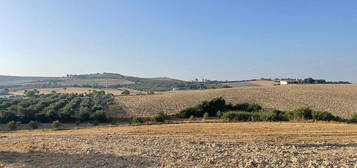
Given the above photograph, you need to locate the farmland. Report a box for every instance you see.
[10,87,146,96]
[117,84,357,118]
[0,122,356,167]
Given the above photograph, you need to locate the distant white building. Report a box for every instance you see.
[280,81,289,85]
[0,94,15,99]
[172,87,190,91]
[279,80,298,85]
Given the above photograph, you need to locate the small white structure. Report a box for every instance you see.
[279,80,298,85]
[0,94,15,99]
[172,87,190,91]
[280,81,289,85]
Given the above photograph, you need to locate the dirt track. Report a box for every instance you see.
[0,122,356,167]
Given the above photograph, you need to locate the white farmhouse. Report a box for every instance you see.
[280,81,289,85]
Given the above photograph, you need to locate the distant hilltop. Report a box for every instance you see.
[0,73,351,92]
[0,73,186,91]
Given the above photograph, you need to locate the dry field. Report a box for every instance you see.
[224,80,276,88]
[117,84,357,118]
[0,122,356,167]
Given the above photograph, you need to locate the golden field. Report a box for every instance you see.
[1,122,356,167]
[117,84,357,118]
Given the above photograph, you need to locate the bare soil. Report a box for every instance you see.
[0,122,356,167]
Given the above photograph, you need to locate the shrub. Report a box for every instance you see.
[151,112,168,123]
[91,120,99,126]
[1,112,19,124]
[189,115,195,120]
[92,110,107,122]
[259,109,286,121]
[130,117,144,124]
[222,111,259,121]
[285,107,312,120]
[111,119,117,125]
[121,90,130,95]
[201,97,226,116]
[7,121,18,131]
[312,111,338,121]
[348,113,357,123]
[79,107,91,121]
[28,120,39,129]
[75,120,81,126]
[203,112,209,120]
[217,111,222,118]
[52,120,61,129]
[234,103,262,112]
[179,107,203,118]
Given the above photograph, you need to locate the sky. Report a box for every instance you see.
[0,0,357,82]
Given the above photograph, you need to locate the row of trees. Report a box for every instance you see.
[0,90,120,123]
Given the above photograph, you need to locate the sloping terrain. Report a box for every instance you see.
[0,122,356,167]
[0,73,186,91]
[117,84,357,118]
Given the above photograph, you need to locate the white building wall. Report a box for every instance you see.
[280,81,288,85]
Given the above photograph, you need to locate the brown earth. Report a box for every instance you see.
[0,122,356,167]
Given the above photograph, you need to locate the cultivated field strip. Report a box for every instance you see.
[117,84,357,118]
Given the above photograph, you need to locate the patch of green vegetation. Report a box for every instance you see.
[0,90,117,124]
[348,113,357,123]
[179,98,343,123]
[179,97,262,118]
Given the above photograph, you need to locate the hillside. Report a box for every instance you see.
[0,73,186,91]
[117,84,357,118]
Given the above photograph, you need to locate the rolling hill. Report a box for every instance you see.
[0,73,187,91]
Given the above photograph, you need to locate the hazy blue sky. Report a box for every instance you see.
[1,0,357,82]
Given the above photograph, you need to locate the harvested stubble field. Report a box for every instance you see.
[0,122,356,167]
[117,84,357,118]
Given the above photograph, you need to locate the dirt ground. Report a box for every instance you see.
[0,122,356,168]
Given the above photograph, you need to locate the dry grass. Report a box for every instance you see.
[117,84,357,118]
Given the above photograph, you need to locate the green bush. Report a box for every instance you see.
[121,90,130,95]
[92,110,107,122]
[203,112,209,120]
[111,119,117,125]
[234,103,262,112]
[312,111,338,121]
[28,120,40,129]
[130,117,144,124]
[151,112,168,123]
[189,115,195,120]
[285,107,313,120]
[52,120,61,129]
[216,111,222,118]
[348,113,357,123]
[91,120,99,126]
[259,109,286,121]
[222,111,259,121]
[7,121,18,131]
[75,120,81,126]
[179,107,203,118]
